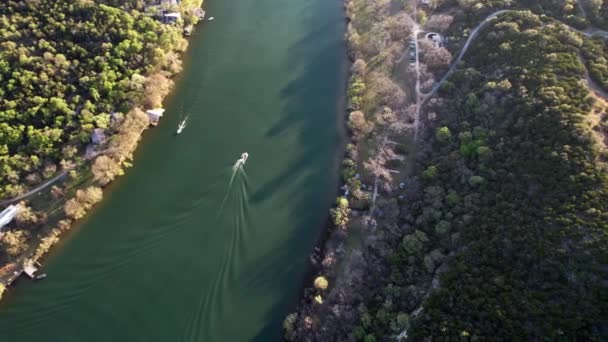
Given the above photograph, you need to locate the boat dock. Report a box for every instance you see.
[1,260,42,288]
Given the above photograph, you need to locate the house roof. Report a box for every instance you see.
[0,205,20,229]
[91,128,106,144]
[146,108,165,117]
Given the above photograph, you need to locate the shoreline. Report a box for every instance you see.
[283,0,423,339]
[283,3,362,340]
[0,2,206,300]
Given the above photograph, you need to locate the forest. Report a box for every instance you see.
[361,11,607,340]
[287,0,608,341]
[0,0,192,267]
[0,0,187,199]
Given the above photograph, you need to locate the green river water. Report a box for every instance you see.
[0,0,346,340]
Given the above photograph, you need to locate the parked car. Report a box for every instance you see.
[409,41,416,64]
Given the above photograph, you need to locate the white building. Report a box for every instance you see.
[146,108,165,126]
[163,12,181,24]
[0,204,20,230]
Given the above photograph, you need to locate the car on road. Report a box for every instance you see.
[409,42,416,64]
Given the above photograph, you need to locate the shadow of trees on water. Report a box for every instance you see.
[245,0,348,340]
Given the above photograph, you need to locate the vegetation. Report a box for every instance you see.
[290,0,608,341]
[0,0,196,269]
[356,10,608,341]
[582,37,608,91]
[581,0,608,29]
[313,276,329,291]
[0,0,187,199]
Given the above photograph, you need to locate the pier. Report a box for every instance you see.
[0,260,43,291]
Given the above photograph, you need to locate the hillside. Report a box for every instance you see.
[286,0,608,340]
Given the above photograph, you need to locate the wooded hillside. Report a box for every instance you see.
[0,0,185,199]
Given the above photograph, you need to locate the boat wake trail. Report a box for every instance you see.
[185,157,251,342]
[218,154,249,216]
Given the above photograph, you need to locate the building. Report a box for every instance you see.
[194,8,205,20]
[0,205,20,231]
[91,128,106,144]
[160,0,180,6]
[184,25,193,36]
[425,32,444,47]
[163,11,181,24]
[146,108,165,126]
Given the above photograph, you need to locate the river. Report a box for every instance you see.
[0,0,346,340]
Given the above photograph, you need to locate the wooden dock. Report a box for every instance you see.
[1,260,41,288]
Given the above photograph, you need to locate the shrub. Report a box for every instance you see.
[314,276,329,290]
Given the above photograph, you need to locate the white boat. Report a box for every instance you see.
[176,117,187,134]
[241,152,248,162]
[209,17,215,21]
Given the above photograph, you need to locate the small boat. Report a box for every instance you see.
[209,17,215,21]
[35,274,47,280]
[241,152,248,162]
[176,117,187,134]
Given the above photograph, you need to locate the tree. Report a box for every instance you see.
[144,73,172,108]
[314,276,329,290]
[352,59,367,76]
[64,198,86,219]
[426,14,454,32]
[1,230,29,257]
[370,73,406,109]
[386,13,412,41]
[435,126,452,143]
[15,202,37,225]
[76,186,103,206]
[401,230,429,255]
[283,313,298,341]
[419,39,452,74]
[331,196,351,228]
[51,185,64,199]
[348,111,374,140]
[92,155,122,185]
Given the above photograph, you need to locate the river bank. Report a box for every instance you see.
[0,0,205,299]
[283,0,422,339]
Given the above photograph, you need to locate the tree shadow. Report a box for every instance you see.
[244,0,348,339]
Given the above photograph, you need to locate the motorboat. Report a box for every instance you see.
[209,17,215,21]
[177,117,187,134]
[241,152,248,162]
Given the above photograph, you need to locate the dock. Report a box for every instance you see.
[0,260,42,288]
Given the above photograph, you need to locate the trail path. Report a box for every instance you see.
[0,149,106,206]
[419,10,510,105]
[577,0,588,20]
[0,171,70,206]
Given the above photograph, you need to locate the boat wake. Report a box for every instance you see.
[185,155,251,342]
[232,152,248,171]
[220,153,249,214]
